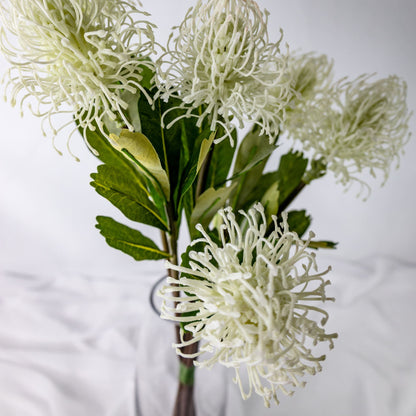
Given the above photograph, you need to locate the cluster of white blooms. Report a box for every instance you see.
[285,67,410,194]
[0,0,156,154]
[156,0,292,144]
[160,204,337,406]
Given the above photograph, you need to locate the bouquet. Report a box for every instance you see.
[0,0,410,415]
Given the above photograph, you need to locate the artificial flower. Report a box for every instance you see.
[160,203,337,406]
[287,52,334,102]
[0,0,156,155]
[156,0,292,144]
[286,74,410,195]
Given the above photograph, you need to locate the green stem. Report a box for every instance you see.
[164,200,197,416]
[170,130,214,416]
[160,230,169,255]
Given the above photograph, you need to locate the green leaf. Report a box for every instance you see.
[182,188,194,228]
[275,152,308,205]
[121,91,142,133]
[96,216,169,261]
[286,210,311,238]
[138,94,184,194]
[308,240,338,250]
[175,129,216,213]
[84,128,137,173]
[205,127,237,188]
[138,61,155,91]
[179,241,206,279]
[91,165,168,231]
[176,106,210,176]
[242,151,308,211]
[111,129,170,200]
[261,182,280,223]
[230,127,277,210]
[304,157,327,184]
[232,128,277,178]
[190,184,237,236]
[85,127,156,201]
[197,131,216,173]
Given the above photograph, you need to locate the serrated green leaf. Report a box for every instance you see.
[304,158,327,184]
[111,129,170,200]
[96,216,169,261]
[91,165,168,231]
[84,127,155,201]
[286,210,311,238]
[190,184,237,236]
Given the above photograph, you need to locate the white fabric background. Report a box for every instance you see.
[0,256,415,416]
[0,0,416,415]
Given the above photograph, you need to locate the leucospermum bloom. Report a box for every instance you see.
[287,52,334,103]
[156,0,292,143]
[286,74,410,195]
[0,0,156,154]
[160,204,337,407]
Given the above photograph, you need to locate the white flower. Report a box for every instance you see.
[286,74,411,196]
[156,0,292,144]
[160,203,337,407]
[0,0,156,155]
[287,52,334,102]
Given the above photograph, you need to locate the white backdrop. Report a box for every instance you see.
[0,1,416,416]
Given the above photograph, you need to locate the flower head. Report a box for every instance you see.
[160,203,337,407]
[286,74,411,195]
[288,52,334,102]
[156,0,292,144]
[0,0,156,155]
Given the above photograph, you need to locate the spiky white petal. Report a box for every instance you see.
[286,73,411,196]
[156,0,292,144]
[160,203,337,407]
[287,52,334,102]
[0,0,156,155]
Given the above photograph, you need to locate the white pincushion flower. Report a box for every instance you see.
[286,74,411,195]
[287,52,334,102]
[0,0,156,155]
[159,203,337,407]
[156,0,292,143]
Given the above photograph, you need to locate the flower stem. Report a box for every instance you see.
[172,336,197,416]
[164,202,198,416]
